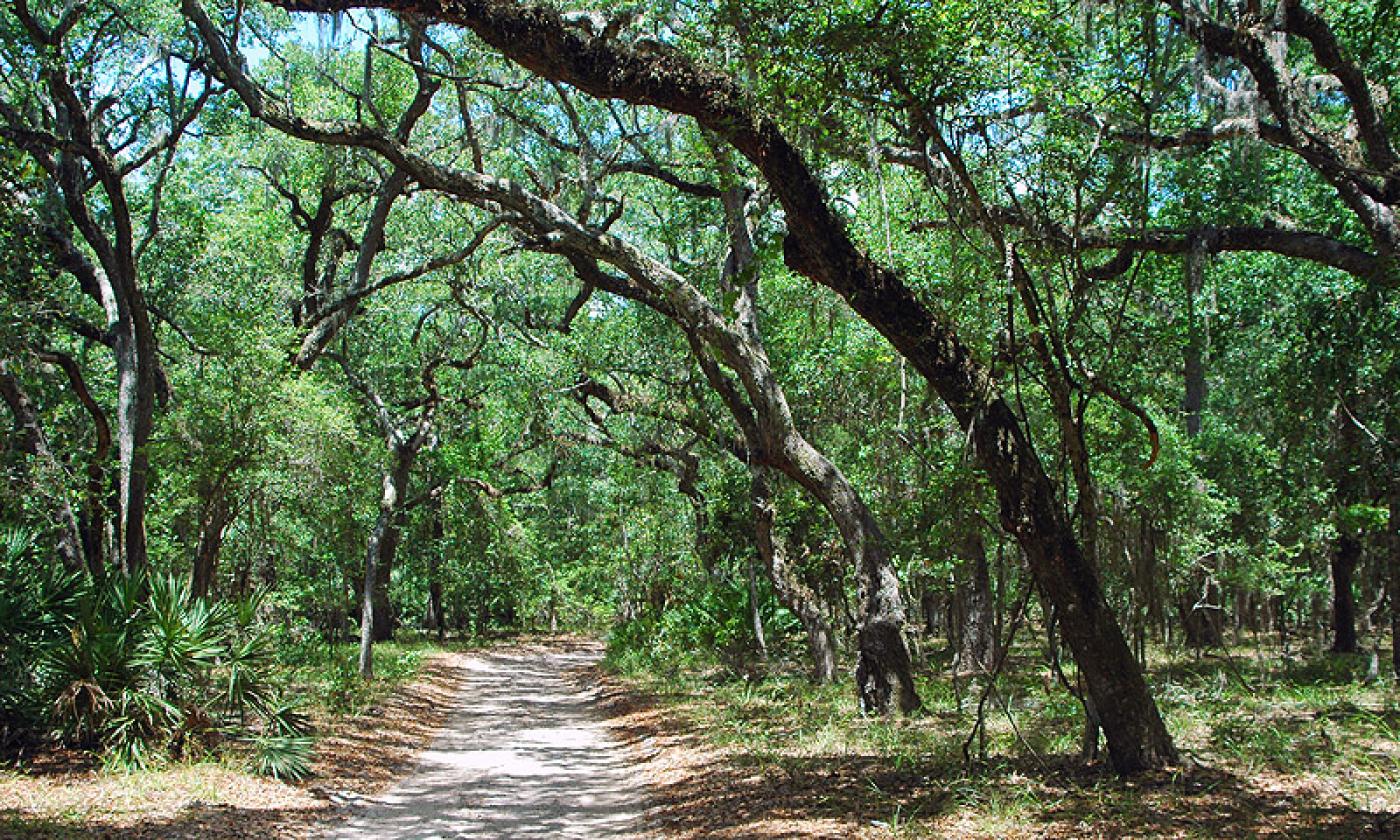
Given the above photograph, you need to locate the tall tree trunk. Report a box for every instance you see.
[1389,474,1399,681]
[1388,399,1400,679]
[1183,238,1209,437]
[371,522,398,643]
[191,492,234,599]
[0,361,86,572]
[426,491,446,641]
[359,443,417,677]
[920,588,940,638]
[1330,534,1362,654]
[751,468,837,684]
[359,502,393,678]
[35,349,112,578]
[958,531,995,672]
[112,302,158,576]
[1178,241,1224,651]
[333,353,437,679]
[426,573,445,639]
[1331,406,1364,654]
[747,554,768,662]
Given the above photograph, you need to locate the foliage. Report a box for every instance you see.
[0,0,1396,800]
[0,531,309,775]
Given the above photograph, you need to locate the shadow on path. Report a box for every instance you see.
[326,640,649,840]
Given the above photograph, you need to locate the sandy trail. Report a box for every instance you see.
[325,640,650,840]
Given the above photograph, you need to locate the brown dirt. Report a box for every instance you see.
[586,669,1400,840]
[0,650,470,840]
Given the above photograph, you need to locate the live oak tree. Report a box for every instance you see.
[5,0,1400,789]
[0,0,216,574]
[250,0,1176,770]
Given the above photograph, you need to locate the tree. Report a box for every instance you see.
[0,0,216,574]
[250,0,1174,770]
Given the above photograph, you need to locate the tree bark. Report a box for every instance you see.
[752,468,838,684]
[191,491,234,599]
[36,349,111,578]
[359,499,392,678]
[336,354,438,679]
[111,296,158,577]
[1389,475,1399,681]
[199,0,1165,768]
[957,531,995,672]
[371,520,399,643]
[1330,533,1361,654]
[0,360,86,572]
[426,490,446,641]
[1331,407,1365,655]
[746,554,768,662]
[1183,238,1209,437]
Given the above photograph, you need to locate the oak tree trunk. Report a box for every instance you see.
[191,493,234,599]
[1389,477,1399,681]
[1330,534,1361,654]
[752,468,837,683]
[957,531,996,672]
[0,362,86,572]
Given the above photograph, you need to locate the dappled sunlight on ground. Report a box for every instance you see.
[591,660,1400,839]
[327,638,648,839]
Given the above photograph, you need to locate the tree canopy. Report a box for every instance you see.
[1,0,1396,784]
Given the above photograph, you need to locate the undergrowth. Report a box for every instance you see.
[606,630,1400,836]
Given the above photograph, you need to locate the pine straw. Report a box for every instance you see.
[0,651,470,840]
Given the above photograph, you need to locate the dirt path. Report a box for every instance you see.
[323,639,650,840]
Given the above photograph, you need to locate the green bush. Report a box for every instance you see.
[0,531,311,777]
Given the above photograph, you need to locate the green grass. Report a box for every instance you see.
[606,635,1400,836]
[276,637,431,717]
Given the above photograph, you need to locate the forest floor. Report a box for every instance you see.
[0,641,469,839]
[0,636,651,840]
[5,636,1398,838]
[599,640,1400,839]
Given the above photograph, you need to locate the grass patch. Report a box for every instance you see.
[606,634,1400,837]
[276,636,433,718]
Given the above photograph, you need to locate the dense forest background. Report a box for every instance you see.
[1,0,1397,799]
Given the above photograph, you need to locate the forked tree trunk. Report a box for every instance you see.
[1179,576,1225,649]
[192,492,234,599]
[360,449,414,676]
[332,352,437,679]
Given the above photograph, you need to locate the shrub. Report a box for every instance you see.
[0,532,311,777]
